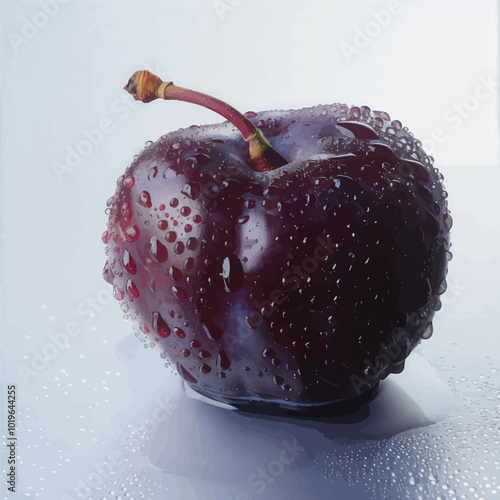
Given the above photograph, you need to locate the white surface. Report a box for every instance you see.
[1,1,499,499]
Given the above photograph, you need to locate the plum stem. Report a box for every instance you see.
[124,70,287,172]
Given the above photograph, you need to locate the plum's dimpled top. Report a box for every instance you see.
[103,103,451,410]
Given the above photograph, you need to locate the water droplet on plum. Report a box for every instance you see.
[125,279,139,298]
[172,285,187,299]
[113,286,124,301]
[152,311,171,338]
[124,225,140,242]
[174,327,186,338]
[174,242,185,255]
[122,249,137,275]
[216,350,231,370]
[139,191,152,208]
[150,236,169,262]
[169,266,183,281]
[187,237,197,250]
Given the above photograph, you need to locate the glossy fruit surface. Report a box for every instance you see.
[103,103,451,411]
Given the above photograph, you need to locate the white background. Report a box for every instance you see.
[1,1,499,499]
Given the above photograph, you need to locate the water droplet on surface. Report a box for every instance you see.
[124,176,135,188]
[169,266,183,281]
[150,236,169,262]
[438,279,447,294]
[222,255,244,292]
[124,225,140,242]
[263,348,276,358]
[125,279,139,298]
[148,165,158,180]
[180,206,191,216]
[113,286,124,301]
[238,215,250,224]
[158,220,168,230]
[174,327,186,338]
[200,363,211,374]
[174,242,185,255]
[121,202,132,219]
[182,349,191,358]
[444,212,453,230]
[190,339,201,348]
[170,198,179,208]
[184,257,194,270]
[122,249,137,275]
[216,350,231,370]
[273,375,284,385]
[151,312,171,338]
[139,191,152,208]
[422,323,433,339]
[172,285,187,299]
[245,315,259,329]
[181,182,201,200]
[187,237,197,250]
[166,231,177,243]
[391,120,402,130]
[199,350,212,359]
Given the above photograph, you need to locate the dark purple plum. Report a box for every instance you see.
[102,71,451,413]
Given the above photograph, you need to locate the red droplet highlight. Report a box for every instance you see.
[183,257,194,270]
[169,266,183,281]
[193,215,202,224]
[152,311,171,338]
[126,279,139,298]
[158,220,168,230]
[190,339,201,348]
[124,176,135,188]
[121,202,132,219]
[121,250,136,275]
[150,236,169,262]
[216,350,231,370]
[172,285,187,299]
[174,242,185,255]
[170,198,179,208]
[245,315,259,329]
[159,204,166,211]
[185,224,192,233]
[113,286,124,301]
[139,191,152,208]
[180,206,191,216]
[174,327,186,338]
[186,237,197,251]
[125,225,140,242]
[166,231,177,243]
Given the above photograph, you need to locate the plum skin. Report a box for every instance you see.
[102,104,451,411]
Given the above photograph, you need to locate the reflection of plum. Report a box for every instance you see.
[102,70,451,412]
